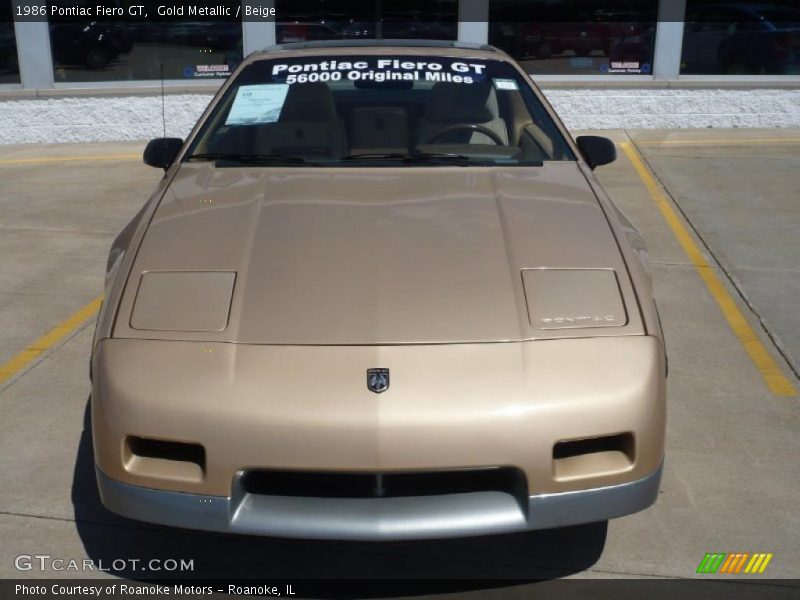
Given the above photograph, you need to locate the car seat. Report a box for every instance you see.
[208,83,347,159]
[268,83,348,158]
[348,106,410,155]
[417,82,509,146]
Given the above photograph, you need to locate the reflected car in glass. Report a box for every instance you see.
[49,22,127,70]
[276,22,342,44]
[682,3,800,74]
[488,0,657,74]
[0,22,20,83]
[49,21,243,81]
[91,40,666,540]
[341,20,457,40]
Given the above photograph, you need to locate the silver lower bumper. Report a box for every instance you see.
[97,464,662,540]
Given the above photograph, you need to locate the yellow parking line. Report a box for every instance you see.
[637,138,800,147]
[0,296,103,386]
[620,141,797,397]
[0,154,139,165]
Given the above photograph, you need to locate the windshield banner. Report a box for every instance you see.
[271,59,487,85]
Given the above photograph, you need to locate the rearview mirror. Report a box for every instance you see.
[576,136,617,170]
[143,138,184,170]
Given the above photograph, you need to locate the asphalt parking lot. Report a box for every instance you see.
[0,130,798,591]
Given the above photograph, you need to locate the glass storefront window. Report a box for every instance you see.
[681,0,800,75]
[48,3,242,82]
[276,0,457,44]
[489,0,658,75]
[1,2,21,84]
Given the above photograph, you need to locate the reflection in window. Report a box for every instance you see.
[275,0,457,44]
[48,5,242,82]
[681,0,800,74]
[489,0,658,75]
[1,2,21,84]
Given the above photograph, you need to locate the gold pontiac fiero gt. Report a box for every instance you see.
[91,40,666,540]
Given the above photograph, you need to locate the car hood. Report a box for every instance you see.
[114,162,644,344]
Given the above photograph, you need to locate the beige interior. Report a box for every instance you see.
[417,82,509,145]
[348,106,410,154]
[208,83,348,158]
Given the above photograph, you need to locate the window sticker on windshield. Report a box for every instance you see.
[271,59,487,85]
[493,78,518,91]
[225,84,290,125]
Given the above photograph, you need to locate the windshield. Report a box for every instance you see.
[186,54,575,167]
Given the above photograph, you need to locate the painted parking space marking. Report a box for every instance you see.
[0,296,103,387]
[636,138,800,147]
[0,154,139,165]
[620,141,797,397]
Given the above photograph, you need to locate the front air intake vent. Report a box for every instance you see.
[125,436,205,483]
[239,468,527,500]
[553,433,635,481]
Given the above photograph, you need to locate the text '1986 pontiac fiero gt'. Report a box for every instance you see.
[91,40,666,541]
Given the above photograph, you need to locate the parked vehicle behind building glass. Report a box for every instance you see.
[488,0,658,75]
[48,5,243,82]
[682,1,800,74]
[0,2,21,84]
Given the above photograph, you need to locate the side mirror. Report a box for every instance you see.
[576,136,617,170]
[143,138,183,170]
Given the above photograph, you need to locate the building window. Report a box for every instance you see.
[48,4,243,82]
[489,0,658,75]
[681,0,800,75]
[1,3,21,84]
[275,0,457,44]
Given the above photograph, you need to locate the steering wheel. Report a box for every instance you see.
[425,124,504,146]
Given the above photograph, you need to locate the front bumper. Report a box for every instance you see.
[97,463,662,540]
[92,335,666,539]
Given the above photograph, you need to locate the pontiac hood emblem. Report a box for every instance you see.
[367,368,390,394]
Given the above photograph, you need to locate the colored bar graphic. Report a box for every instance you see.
[697,553,727,574]
[698,552,774,574]
[746,554,762,573]
[719,554,735,573]
[734,553,749,573]
[720,553,749,573]
[744,553,774,574]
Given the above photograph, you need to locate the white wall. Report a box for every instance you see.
[550,88,800,130]
[1,88,799,145]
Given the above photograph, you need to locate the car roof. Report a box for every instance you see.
[692,2,794,12]
[262,39,500,53]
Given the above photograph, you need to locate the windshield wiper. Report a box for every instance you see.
[186,152,310,165]
[343,152,478,165]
